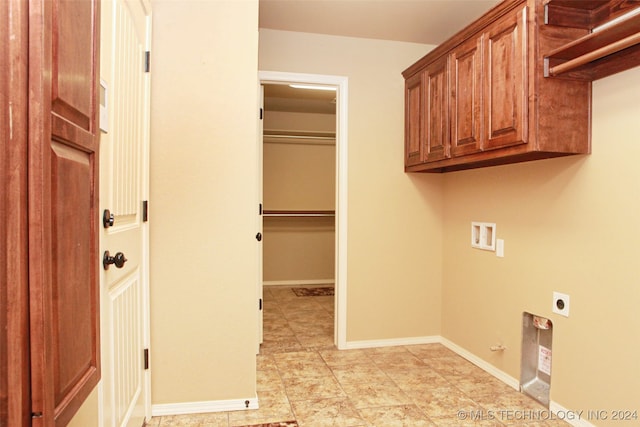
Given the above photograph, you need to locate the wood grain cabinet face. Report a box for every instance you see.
[404,72,424,166]
[483,6,527,150]
[403,0,591,173]
[403,56,451,166]
[424,57,450,162]
[450,35,483,157]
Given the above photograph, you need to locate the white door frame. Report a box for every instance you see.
[258,71,348,349]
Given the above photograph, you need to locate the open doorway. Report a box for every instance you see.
[258,71,348,350]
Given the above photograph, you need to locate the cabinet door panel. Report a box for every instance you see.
[424,57,450,162]
[451,35,483,156]
[29,0,101,425]
[404,72,424,166]
[484,6,527,150]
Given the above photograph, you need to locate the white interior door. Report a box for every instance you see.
[100,0,151,426]
[257,84,264,349]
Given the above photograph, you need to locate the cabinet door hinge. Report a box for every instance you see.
[259,298,263,311]
[259,107,263,120]
[144,51,151,73]
[142,200,149,222]
[259,203,262,215]
[144,348,149,370]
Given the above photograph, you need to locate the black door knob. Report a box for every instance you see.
[103,209,115,228]
[103,251,128,270]
[256,232,262,242]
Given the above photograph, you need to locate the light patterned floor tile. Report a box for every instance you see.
[412,385,484,419]
[290,397,365,427]
[283,374,346,401]
[158,412,229,426]
[339,379,413,409]
[150,285,569,427]
[329,363,390,385]
[358,404,437,426]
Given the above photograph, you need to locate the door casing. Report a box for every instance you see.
[258,71,348,349]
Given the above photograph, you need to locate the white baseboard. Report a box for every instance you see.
[151,397,258,417]
[151,338,591,427]
[263,279,334,287]
[549,401,599,427]
[439,337,520,390]
[440,338,592,427]
[342,335,440,350]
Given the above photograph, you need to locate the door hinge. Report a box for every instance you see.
[142,200,149,222]
[144,51,151,73]
[31,412,43,419]
[144,348,149,370]
[259,298,263,311]
[259,203,262,215]
[259,107,263,120]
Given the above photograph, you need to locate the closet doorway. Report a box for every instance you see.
[258,71,348,350]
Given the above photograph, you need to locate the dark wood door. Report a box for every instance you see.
[28,0,101,425]
[451,35,483,157]
[1,0,31,426]
[404,72,424,166]
[424,56,450,162]
[483,5,527,150]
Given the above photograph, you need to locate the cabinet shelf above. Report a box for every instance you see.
[544,1,640,80]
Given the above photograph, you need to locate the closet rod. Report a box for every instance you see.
[263,210,335,217]
[263,134,335,141]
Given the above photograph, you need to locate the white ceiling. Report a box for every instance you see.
[259,0,501,114]
[259,0,501,45]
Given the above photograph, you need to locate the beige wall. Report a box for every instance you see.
[442,67,640,423]
[263,217,335,282]
[259,30,444,341]
[263,111,336,211]
[149,0,259,405]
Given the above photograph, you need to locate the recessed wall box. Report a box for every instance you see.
[471,222,496,251]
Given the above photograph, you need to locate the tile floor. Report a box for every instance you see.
[147,285,568,427]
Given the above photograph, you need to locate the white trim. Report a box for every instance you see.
[343,335,441,349]
[549,402,598,427]
[263,279,335,287]
[441,338,590,427]
[440,337,520,390]
[258,70,349,350]
[142,11,153,421]
[151,397,259,417]
[97,381,105,427]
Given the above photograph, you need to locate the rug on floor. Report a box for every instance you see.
[291,286,334,297]
[234,422,298,427]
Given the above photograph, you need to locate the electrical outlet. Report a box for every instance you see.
[552,292,570,317]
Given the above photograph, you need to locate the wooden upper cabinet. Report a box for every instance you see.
[424,56,450,162]
[403,0,592,173]
[404,72,424,166]
[450,35,483,157]
[483,6,527,151]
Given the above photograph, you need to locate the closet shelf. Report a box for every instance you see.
[263,210,335,217]
[263,129,336,145]
[544,1,640,80]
